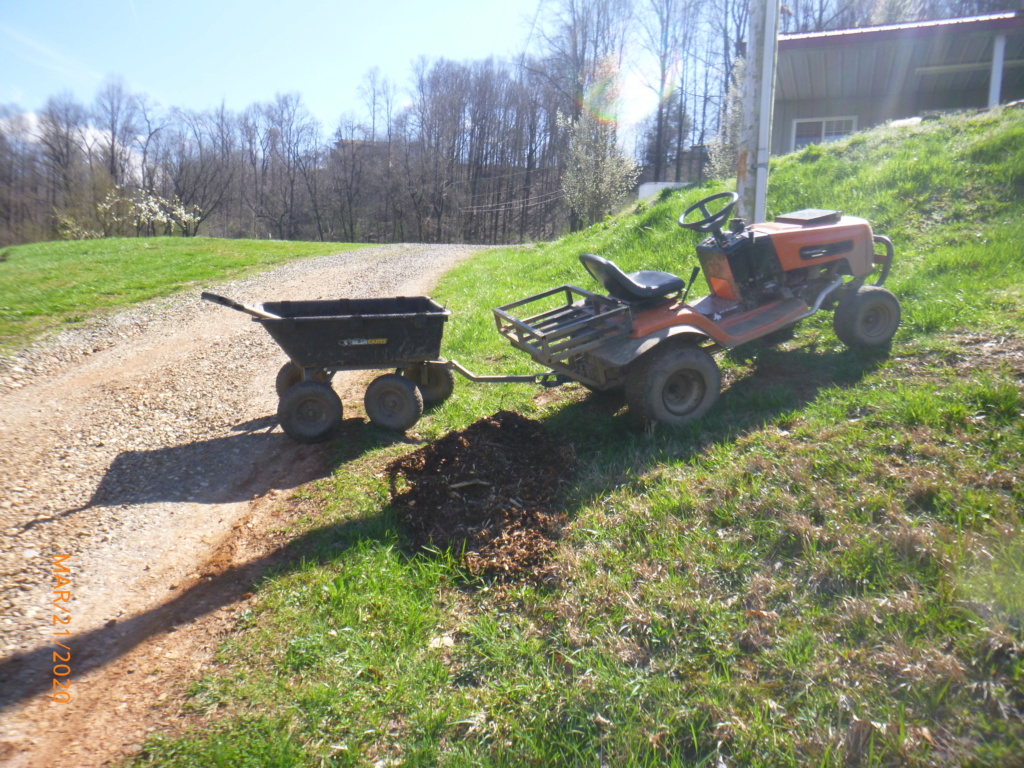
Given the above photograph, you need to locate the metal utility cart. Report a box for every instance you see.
[202,292,455,442]
[202,292,561,443]
[491,284,633,391]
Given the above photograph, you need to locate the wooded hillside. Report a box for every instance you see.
[0,0,1018,247]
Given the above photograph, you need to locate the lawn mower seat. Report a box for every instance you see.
[579,253,685,305]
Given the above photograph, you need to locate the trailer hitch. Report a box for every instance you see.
[445,359,568,387]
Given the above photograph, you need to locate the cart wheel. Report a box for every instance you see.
[364,374,424,431]
[626,343,720,427]
[278,381,343,443]
[275,362,302,398]
[275,362,331,398]
[400,363,455,407]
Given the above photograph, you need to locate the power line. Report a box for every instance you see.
[458,189,564,214]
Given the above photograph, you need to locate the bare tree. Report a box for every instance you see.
[533,0,636,118]
[93,77,139,187]
[36,93,89,220]
[134,95,166,197]
[162,106,236,235]
[0,108,48,245]
[238,94,322,240]
[637,0,700,181]
[327,116,369,241]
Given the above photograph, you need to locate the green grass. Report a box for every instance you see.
[135,109,1024,767]
[0,237,364,351]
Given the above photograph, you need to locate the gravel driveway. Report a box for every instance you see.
[0,243,481,766]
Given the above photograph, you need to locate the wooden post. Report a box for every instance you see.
[736,0,780,224]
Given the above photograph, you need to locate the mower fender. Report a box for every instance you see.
[586,325,709,368]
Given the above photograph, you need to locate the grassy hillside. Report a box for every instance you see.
[0,238,364,351]
[138,109,1023,767]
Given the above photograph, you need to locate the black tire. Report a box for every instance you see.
[400,363,456,407]
[833,285,901,349]
[275,362,330,398]
[625,344,721,427]
[364,373,424,431]
[278,381,343,443]
[275,362,302,398]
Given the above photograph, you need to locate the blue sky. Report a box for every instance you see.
[0,0,552,128]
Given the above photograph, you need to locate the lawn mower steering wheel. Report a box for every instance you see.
[678,191,739,234]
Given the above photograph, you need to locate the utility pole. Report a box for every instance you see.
[736,0,780,224]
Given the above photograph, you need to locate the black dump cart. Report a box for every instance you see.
[202,292,453,442]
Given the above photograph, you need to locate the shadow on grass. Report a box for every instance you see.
[544,341,892,483]
[0,504,407,715]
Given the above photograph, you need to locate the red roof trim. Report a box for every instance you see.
[779,12,1024,50]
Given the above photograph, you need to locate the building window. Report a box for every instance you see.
[792,117,857,150]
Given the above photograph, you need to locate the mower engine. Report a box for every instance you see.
[697,208,886,312]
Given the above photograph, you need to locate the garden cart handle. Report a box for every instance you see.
[201,291,282,320]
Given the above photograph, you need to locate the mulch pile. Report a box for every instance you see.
[386,410,576,579]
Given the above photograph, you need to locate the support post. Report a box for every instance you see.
[736,0,781,224]
[989,34,1007,108]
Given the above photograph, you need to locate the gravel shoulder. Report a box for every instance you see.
[0,243,482,767]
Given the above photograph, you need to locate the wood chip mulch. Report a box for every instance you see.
[386,410,576,579]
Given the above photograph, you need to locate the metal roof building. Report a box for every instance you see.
[773,12,1024,153]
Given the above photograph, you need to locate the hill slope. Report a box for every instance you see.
[137,109,1023,767]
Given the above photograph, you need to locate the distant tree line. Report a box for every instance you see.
[0,0,1018,247]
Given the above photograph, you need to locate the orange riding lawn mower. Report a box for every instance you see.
[204,191,899,440]
[493,190,900,426]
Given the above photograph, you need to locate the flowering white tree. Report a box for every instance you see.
[59,187,202,239]
[560,110,639,228]
[559,59,639,228]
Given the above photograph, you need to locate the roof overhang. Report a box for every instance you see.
[776,12,1024,106]
[779,12,1024,50]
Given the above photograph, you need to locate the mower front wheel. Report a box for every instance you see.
[833,285,901,349]
[626,344,721,427]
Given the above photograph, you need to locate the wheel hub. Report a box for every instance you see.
[379,390,402,415]
[862,305,891,338]
[662,370,705,416]
[298,398,327,422]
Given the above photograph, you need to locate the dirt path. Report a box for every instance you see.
[0,244,481,767]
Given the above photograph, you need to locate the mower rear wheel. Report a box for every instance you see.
[400,363,455,407]
[626,344,721,427]
[278,381,342,443]
[365,373,424,431]
[833,285,901,349]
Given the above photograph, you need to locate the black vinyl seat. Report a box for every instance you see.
[579,253,685,305]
